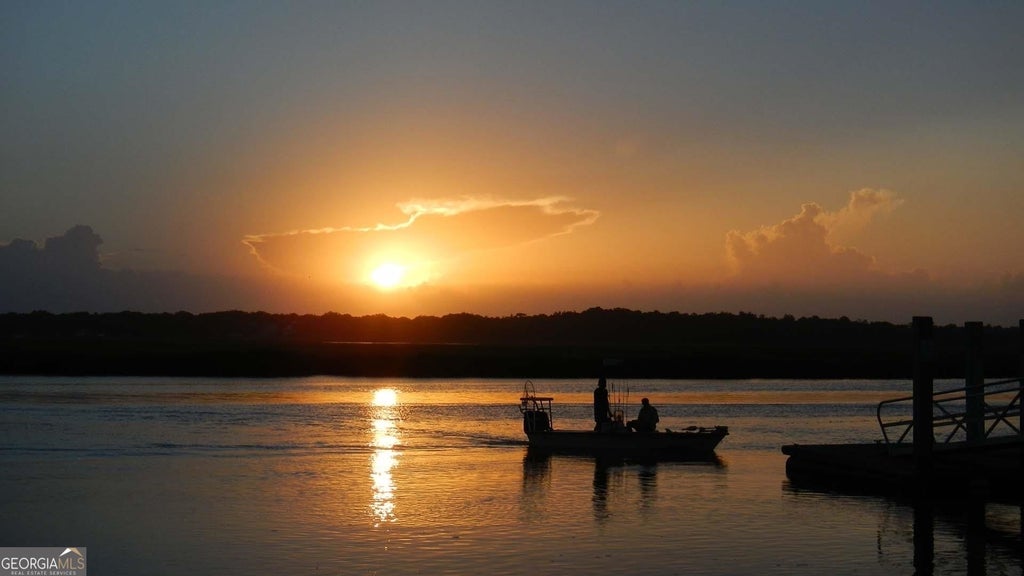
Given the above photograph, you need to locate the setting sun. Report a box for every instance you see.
[370,263,406,290]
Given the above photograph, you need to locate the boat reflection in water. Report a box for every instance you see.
[523,449,725,524]
[370,388,401,528]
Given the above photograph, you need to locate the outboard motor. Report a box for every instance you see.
[523,410,550,433]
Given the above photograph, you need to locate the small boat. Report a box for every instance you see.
[518,381,728,460]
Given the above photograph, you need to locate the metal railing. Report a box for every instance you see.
[877,377,1023,448]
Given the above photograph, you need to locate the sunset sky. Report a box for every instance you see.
[2,2,1022,324]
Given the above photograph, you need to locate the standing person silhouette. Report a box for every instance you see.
[593,377,612,431]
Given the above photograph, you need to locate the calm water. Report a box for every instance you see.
[0,377,1020,575]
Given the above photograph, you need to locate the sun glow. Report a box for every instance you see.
[370,262,406,289]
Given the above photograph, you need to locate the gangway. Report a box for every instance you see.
[877,376,1022,452]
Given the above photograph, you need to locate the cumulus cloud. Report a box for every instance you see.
[820,188,904,236]
[0,225,103,275]
[242,196,600,283]
[0,225,284,313]
[0,225,107,311]
[712,189,1024,322]
[725,189,901,286]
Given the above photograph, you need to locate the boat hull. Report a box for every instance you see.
[526,427,728,460]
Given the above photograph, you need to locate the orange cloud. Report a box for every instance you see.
[726,189,902,286]
[242,196,599,284]
[821,188,904,236]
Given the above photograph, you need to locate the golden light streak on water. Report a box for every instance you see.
[370,387,401,527]
[370,447,397,527]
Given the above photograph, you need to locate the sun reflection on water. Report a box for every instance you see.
[372,388,398,407]
[370,388,400,527]
[371,447,396,526]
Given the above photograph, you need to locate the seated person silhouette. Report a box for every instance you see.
[627,398,659,433]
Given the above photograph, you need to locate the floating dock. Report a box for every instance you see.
[783,317,1024,503]
[782,441,1023,501]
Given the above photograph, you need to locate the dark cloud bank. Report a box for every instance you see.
[0,226,273,313]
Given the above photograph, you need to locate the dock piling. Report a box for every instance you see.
[965,321,985,444]
[912,316,934,477]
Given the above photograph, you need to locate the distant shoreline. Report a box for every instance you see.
[0,340,913,379]
[2,309,1020,378]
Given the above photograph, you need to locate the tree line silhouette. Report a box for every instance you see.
[1,308,1020,378]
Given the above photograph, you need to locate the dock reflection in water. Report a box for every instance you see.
[784,481,1024,576]
[906,497,1023,576]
